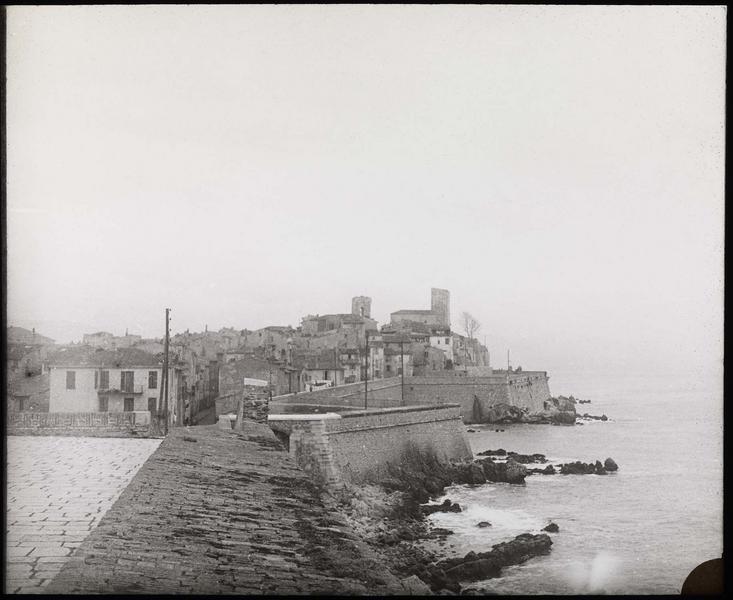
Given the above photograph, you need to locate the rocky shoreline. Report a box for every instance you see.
[326,443,618,595]
[473,394,609,426]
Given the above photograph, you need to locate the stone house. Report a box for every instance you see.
[82,331,142,349]
[295,351,345,387]
[47,346,184,424]
[411,344,447,375]
[218,356,303,399]
[452,333,490,367]
[7,344,46,377]
[429,327,454,362]
[240,326,296,361]
[7,372,50,412]
[390,309,442,327]
[338,347,362,383]
[382,331,414,378]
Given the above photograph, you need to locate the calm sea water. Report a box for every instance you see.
[426,371,723,594]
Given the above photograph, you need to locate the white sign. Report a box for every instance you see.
[243,377,268,387]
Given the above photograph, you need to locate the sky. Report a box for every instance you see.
[6,5,725,379]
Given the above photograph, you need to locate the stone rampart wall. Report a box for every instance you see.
[402,377,509,423]
[6,411,152,437]
[270,404,472,485]
[506,372,551,414]
[272,378,404,408]
[271,373,551,424]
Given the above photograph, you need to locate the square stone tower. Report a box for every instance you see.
[430,288,450,327]
[351,296,372,318]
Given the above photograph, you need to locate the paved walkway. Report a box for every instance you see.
[5,436,162,594]
[46,423,402,595]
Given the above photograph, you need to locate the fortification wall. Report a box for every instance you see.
[271,372,551,424]
[272,377,403,408]
[269,405,471,485]
[6,411,152,437]
[506,371,551,413]
[402,376,509,423]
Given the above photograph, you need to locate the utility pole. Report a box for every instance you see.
[364,329,369,410]
[507,348,510,371]
[400,339,405,405]
[163,308,170,435]
[268,363,273,402]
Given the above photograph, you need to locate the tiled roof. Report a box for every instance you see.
[47,345,165,368]
[391,309,435,315]
[7,344,39,361]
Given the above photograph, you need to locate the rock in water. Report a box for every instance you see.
[604,457,619,471]
[440,533,552,582]
[468,463,487,485]
[542,522,559,533]
[477,521,492,528]
[507,452,547,464]
[422,499,462,515]
[401,575,432,595]
[485,403,525,424]
[505,458,527,484]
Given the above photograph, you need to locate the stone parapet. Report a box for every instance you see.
[6,411,152,437]
[269,404,472,486]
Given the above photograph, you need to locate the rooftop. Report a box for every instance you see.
[7,326,55,345]
[47,346,173,368]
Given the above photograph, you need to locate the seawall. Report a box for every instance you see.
[271,372,552,424]
[269,404,472,485]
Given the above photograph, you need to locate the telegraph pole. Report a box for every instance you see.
[163,308,170,435]
[364,329,369,410]
[400,339,405,405]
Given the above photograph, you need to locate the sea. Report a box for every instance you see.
[425,370,723,595]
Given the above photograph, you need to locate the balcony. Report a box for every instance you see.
[97,384,144,395]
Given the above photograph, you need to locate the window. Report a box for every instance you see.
[17,397,25,412]
[99,396,109,412]
[100,370,109,389]
[148,398,157,413]
[121,371,134,393]
[66,371,76,390]
[94,371,98,389]
[445,338,450,345]
[124,398,135,412]
[148,371,158,389]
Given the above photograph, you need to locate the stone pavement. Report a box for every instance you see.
[46,423,404,595]
[5,436,162,594]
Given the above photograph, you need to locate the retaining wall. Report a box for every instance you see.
[6,411,153,437]
[269,404,472,485]
[271,377,404,408]
[270,372,551,424]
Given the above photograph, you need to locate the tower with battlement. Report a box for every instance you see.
[351,296,372,319]
[430,288,450,327]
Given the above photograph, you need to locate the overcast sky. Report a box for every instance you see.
[6,5,725,378]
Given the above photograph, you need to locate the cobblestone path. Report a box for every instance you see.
[46,423,402,595]
[5,436,162,594]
